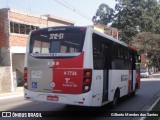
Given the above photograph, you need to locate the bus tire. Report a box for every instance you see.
[111,90,119,108]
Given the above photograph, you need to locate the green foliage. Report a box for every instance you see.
[139,0,160,33]
[131,32,160,67]
[112,0,147,43]
[93,0,160,68]
[93,0,160,42]
[92,3,114,25]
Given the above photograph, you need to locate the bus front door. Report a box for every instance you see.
[129,52,136,92]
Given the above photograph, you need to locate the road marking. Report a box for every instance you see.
[140,97,160,120]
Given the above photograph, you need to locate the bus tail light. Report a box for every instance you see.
[83,69,92,93]
[24,67,28,89]
[85,78,90,83]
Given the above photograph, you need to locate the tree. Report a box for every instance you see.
[93,0,160,43]
[131,32,160,68]
[112,0,147,43]
[92,3,114,25]
[139,0,160,33]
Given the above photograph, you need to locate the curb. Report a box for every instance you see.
[0,94,24,100]
[0,87,24,100]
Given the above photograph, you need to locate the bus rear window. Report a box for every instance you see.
[29,30,86,55]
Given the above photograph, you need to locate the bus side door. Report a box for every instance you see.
[102,42,111,102]
[129,52,136,92]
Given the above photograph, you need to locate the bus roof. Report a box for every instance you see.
[31,26,87,33]
[88,27,137,52]
[31,26,137,51]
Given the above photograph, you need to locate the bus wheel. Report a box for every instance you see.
[111,91,119,108]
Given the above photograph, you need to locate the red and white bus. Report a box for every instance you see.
[24,26,140,107]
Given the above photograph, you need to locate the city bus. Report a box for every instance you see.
[24,26,141,107]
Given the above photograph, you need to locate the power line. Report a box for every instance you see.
[3,0,93,24]
[54,0,92,22]
[62,0,91,20]
[0,0,93,30]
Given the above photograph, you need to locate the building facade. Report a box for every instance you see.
[0,8,74,92]
[92,24,119,40]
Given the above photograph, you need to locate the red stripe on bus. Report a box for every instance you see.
[52,52,84,94]
[53,52,84,68]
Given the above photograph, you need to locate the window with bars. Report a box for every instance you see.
[10,21,39,35]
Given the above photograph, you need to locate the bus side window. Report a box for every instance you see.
[124,49,131,69]
[93,34,103,69]
[113,44,123,69]
[93,42,103,69]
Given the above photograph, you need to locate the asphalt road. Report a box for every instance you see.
[0,76,160,120]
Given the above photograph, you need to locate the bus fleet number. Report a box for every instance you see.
[64,71,77,76]
[49,33,64,39]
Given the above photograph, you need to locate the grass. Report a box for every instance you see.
[145,99,160,120]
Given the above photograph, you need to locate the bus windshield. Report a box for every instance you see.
[29,27,86,57]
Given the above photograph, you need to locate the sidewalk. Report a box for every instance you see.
[0,87,24,100]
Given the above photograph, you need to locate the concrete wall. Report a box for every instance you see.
[0,67,12,92]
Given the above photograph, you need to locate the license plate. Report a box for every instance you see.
[47,96,59,101]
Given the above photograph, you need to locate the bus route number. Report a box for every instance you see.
[64,71,77,76]
[49,33,64,39]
